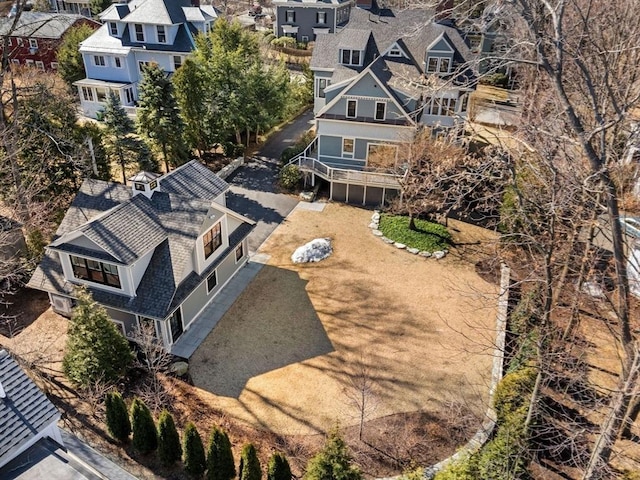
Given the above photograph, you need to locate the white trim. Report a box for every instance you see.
[112,319,126,336]
[341,137,355,156]
[346,99,357,118]
[366,142,398,163]
[133,23,145,42]
[317,117,415,131]
[281,24,299,33]
[426,32,454,53]
[234,243,245,264]
[383,41,407,58]
[156,25,167,44]
[374,101,386,120]
[317,69,416,126]
[313,27,330,35]
[206,269,218,293]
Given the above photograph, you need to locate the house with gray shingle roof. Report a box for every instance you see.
[273,0,352,43]
[75,0,219,119]
[290,3,488,205]
[0,349,63,471]
[27,160,255,353]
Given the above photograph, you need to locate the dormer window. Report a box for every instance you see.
[135,183,145,191]
[70,255,121,288]
[426,56,451,74]
[388,48,401,57]
[109,22,118,36]
[157,25,166,43]
[341,49,361,66]
[134,24,145,42]
[203,223,222,259]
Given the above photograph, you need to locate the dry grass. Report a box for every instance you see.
[190,203,499,435]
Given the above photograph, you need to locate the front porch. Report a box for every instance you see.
[74,78,138,120]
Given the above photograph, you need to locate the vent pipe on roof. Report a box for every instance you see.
[0,381,6,400]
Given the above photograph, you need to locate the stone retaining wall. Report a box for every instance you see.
[217,157,245,179]
[423,263,511,478]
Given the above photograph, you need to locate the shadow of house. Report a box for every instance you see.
[190,265,334,398]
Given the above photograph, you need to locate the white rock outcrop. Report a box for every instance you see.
[291,238,333,263]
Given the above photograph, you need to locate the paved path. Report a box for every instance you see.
[225,109,314,252]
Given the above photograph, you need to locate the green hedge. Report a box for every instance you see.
[378,215,451,252]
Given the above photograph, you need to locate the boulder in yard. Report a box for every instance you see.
[292,238,332,263]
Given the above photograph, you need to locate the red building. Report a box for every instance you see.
[0,12,99,71]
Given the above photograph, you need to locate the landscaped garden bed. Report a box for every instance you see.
[378,214,452,252]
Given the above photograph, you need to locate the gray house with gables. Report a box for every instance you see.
[27,161,254,354]
[273,0,352,42]
[288,5,485,205]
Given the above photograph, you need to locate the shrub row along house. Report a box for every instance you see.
[75,0,219,118]
[287,2,492,205]
[0,12,98,71]
[27,161,254,353]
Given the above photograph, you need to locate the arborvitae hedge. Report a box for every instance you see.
[239,443,261,480]
[267,452,292,480]
[157,410,182,466]
[184,422,207,477]
[130,397,157,454]
[206,426,235,480]
[105,391,130,443]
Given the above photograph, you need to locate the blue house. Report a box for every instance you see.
[75,0,219,119]
[292,5,485,205]
[273,0,352,43]
[27,161,255,354]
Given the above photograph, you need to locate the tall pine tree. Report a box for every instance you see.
[206,426,235,480]
[102,91,156,183]
[137,63,187,172]
[62,287,133,387]
[157,410,182,466]
[184,422,207,477]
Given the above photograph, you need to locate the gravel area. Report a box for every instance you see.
[189,203,499,435]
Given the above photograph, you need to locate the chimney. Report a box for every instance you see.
[129,171,161,199]
[435,0,454,22]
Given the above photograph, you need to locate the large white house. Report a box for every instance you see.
[75,0,219,118]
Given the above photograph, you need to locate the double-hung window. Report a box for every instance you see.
[206,270,218,293]
[157,25,166,43]
[346,99,357,118]
[374,101,386,120]
[342,138,354,155]
[317,78,330,98]
[28,38,37,49]
[341,49,360,66]
[203,223,222,259]
[134,24,144,42]
[94,55,106,66]
[114,57,122,68]
[109,22,118,36]
[173,55,182,70]
[82,87,95,102]
[316,11,326,24]
[286,10,295,22]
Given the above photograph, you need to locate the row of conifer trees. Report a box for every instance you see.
[104,392,292,479]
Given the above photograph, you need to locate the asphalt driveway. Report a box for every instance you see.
[226,109,315,252]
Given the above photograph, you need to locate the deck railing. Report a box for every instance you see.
[287,138,403,189]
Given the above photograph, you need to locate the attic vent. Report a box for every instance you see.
[0,381,6,399]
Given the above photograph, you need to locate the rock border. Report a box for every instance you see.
[368,211,448,260]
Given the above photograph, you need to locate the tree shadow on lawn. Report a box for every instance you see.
[189,265,334,398]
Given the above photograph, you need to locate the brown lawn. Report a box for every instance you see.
[190,203,500,436]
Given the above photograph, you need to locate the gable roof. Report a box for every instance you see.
[310,7,475,85]
[0,12,98,39]
[0,350,60,469]
[27,160,254,320]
